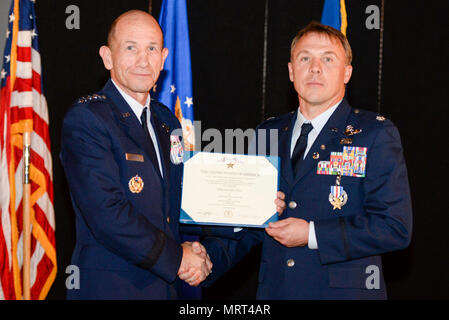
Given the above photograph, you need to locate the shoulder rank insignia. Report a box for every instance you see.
[129,175,144,193]
[161,123,170,133]
[77,94,107,104]
[376,115,386,121]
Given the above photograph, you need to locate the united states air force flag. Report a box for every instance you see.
[154,0,195,151]
[155,0,200,299]
[321,0,348,35]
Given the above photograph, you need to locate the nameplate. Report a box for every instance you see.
[125,153,144,162]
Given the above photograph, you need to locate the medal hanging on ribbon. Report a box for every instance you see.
[329,171,348,210]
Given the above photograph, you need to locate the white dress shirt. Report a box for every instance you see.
[112,80,163,177]
[290,100,342,249]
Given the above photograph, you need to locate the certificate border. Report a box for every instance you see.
[179,151,280,228]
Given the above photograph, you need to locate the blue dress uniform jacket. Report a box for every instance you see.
[204,99,412,299]
[60,80,185,299]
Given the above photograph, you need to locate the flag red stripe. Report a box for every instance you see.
[30,255,52,300]
[33,111,51,151]
[12,78,32,93]
[0,210,15,300]
[31,149,54,203]
[13,200,55,258]
[10,145,54,206]
[32,71,41,94]
[33,204,55,246]
[10,105,33,122]
[9,107,51,151]
[16,46,31,63]
[0,81,12,151]
[13,74,42,94]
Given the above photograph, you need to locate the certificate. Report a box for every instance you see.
[180,152,279,228]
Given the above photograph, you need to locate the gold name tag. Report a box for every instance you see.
[125,153,144,162]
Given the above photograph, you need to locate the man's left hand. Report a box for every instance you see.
[275,191,287,216]
[266,217,309,247]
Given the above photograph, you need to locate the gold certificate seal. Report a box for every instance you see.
[224,210,234,218]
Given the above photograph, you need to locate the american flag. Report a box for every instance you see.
[0,0,56,300]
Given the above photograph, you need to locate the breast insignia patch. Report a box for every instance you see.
[129,175,144,193]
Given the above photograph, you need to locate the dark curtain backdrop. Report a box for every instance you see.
[33,0,449,300]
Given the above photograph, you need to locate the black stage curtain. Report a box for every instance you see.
[34,0,449,299]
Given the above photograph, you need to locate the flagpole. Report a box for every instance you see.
[148,0,152,15]
[22,131,31,300]
[377,0,385,113]
[261,0,269,122]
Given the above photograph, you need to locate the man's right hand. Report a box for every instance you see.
[178,241,213,286]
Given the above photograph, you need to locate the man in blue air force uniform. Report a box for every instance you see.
[60,10,215,299]
[201,22,412,299]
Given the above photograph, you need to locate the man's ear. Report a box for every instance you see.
[343,64,353,84]
[160,47,169,71]
[99,45,113,71]
[288,62,294,83]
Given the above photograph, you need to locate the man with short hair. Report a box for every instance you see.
[60,10,212,299]
[202,22,412,299]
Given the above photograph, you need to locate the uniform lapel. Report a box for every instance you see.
[292,100,352,186]
[102,80,163,181]
[278,111,298,187]
[150,100,171,182]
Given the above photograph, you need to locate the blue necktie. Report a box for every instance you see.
[291,122,313,176]
[140,107,160,174]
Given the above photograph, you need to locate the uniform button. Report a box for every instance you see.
[167,217,170,224]
[288,201,297,209]
[287,259,295,267]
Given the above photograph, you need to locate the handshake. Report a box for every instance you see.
[178,241,212,287]
[177,191,287,287]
